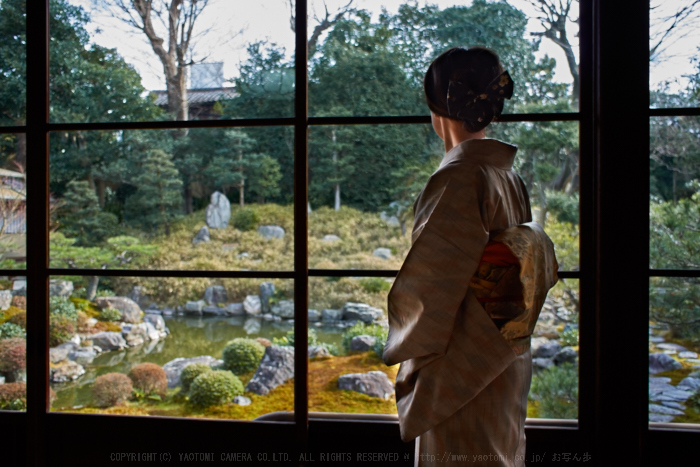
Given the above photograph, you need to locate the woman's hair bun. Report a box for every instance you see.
[424,47,513,133]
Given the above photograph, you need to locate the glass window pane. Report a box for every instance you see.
[0,276,26,411]
[51,1,294,122]
[0,134,26,269]
[528,278,579,420]
[649,277,700,425]
[650,1,700,108]
[49,127,293,272]
[650,116,700,269]
[308,0,578,117]
[0,0,26,126]
[49,275,294,420]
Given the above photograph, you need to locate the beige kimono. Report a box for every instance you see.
[383,139,558,466]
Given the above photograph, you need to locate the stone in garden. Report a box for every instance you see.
[50,361,85,383]
[12,280,26,295]
[49,346,72,364]
[533,341,562,359]
[337,371,394,400]
[49,280,73,298]
[657,343,688,352]
[649,414,675,423]
[68,347,97,366]
[243,295,262,315]
[143,314,165,332]
[532,358,554,370]
[255,338,272,347]
[372,248,392,259]
[225,303,245,316]
[162,356,223,388]
[678,377,700,391]
[380,211,401,227]
[0,290,11,310]
[237,252,249,259]
[272,300,295,319]
[649,353,682,374]
[192,226,211,245]
[308,309,321,322]
[205,191,231,229]
[90,332,127,351]
[144,304,161,315]
[530,337,550,355]
[553,346,578,365]
[322,309,343,322]
[162,308,175,316]
[0,376,4,384]
[259,282,275,313]
[95,296,142,323]
[350,335,376,351]
[649,404,684,415]
[233,395,251,406]
[656,388,693,402]
[536,311,557,326]
[245,345,295,396]
[244,317,261,335]
[204,285,227,306]
[127,285,151,309]
[203,306,227,316]
[679,351,698,359]
[661,401,686,410]
[257,225,285,240]
[322,235,341,242]
[143,321,160,341]
[185,300,207,315]
[308,345,332,359]
[649,336,665,343]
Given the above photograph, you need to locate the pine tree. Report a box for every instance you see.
[60,180,118,246]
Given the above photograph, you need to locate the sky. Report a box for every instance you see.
[69,0,696,93]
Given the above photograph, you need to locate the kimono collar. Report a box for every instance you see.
[439,138,518,170]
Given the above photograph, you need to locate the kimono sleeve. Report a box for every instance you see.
[382,170,490,366]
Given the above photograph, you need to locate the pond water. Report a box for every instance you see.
[51,316,346,409]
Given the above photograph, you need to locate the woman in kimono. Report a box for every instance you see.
[382,47,558,466]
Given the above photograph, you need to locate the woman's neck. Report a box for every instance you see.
[432,112,485,153]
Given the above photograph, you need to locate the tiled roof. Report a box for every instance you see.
[151,88,237,106]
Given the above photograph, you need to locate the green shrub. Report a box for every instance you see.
[93,373,133,408]
[273,328,320,347]
[180,363,213,393]
[232,208,259,232]
[341,322,388,357]
[359,277,391,293]
[0,382,26,410]
[189,370,243,407]
[49,315,76,347]
[49,296,78,321]
[7,311,26,329]
[222,338,265,375]
[128,363,167,398]
[529,362,578,419]
[99,307,122,322]
[0,322,25,340]
[0,337,26,373]
[559,328,579,347]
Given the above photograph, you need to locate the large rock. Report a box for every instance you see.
[205,191,231,229]
[245,345,295,395]
[192,226,211,245]
[185,300,207,315]
[51,361,85,383]
[322,309,343,322]
[226,303,245,316]
[350,335,376,351]
[308,345,332,359]
[204,285,227,306]
[162,356,223,388]
[343,302,383,323]
[244,295,262,315]
[553,347,578,365]
[49,343,76,364]
[322,235,341,242]
[90,332,127,351]
[649,353,683,374]
[143,314,165,332]
[68,347,97,366]
[95,296,142,323]
[257,225,285,240]
[271,300,295,319]
[203,306,227,316]
[260,282,275,313]
[372,248,392,260]
[0,290,11,310]
[337,371,394,400]
[678,377,700,391]
[308,309,321,322]
[49,280,73,298]
[533,341,562,359]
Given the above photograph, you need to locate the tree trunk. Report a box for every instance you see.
[86,276,99,301]
[95,178,106,208]
[183,185,193,214]
[15,133,26,168]
[239,180,245,208]
[332,129,340,211]
[238,143,245,208]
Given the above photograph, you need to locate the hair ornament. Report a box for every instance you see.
[446,70,514,122]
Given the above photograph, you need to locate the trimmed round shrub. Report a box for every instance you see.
[49,315,76,347]
[0,382,26,410]
[128,363,167,397]
[189,370,243,407]
[93,373,133,408]
[8,311,26,329]
[49,296,78,321]
[0,337,26,373]
[222,338,265,375]
[99,307,122,322]
[180,363,213,393]
[232,208,259,232]
[0,322,24,340]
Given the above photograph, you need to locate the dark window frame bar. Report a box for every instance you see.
[9,1,700,465]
